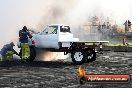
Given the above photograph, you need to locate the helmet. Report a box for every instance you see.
[10,42,15,46]
[22,26,28,31]
[23,26,27,29]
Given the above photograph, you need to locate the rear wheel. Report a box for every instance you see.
[71,49,87,65]
[87,52,96,62]
[91,52,96,61]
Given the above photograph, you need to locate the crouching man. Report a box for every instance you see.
[0,42,19,61]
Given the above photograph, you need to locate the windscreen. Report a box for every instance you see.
[60,26,71,33]
[42,25,58,34]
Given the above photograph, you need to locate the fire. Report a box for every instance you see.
[78,66,86,76]
[42,52,57,61]
[36,51,69,61]
[36,51,57,61]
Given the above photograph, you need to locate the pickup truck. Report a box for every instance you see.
[18,24,109,65]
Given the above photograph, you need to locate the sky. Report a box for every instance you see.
[0,0,132,48]
[0,0,48,47]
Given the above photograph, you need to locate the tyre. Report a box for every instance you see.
[87,52,96,62]
[91,52,96,61]
[71,49,87,65]
[19,46,36,62]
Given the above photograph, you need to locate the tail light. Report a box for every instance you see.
[32,40,35,45]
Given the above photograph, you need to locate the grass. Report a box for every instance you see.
[106,42,132,46]
[86,42,132,47]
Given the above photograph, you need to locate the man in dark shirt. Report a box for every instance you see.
[19,26,32,43]
[19,26,32,60]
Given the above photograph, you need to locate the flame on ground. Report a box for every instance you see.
[78,66,86,76]
[36,51,69,61]
[43,52,58,61]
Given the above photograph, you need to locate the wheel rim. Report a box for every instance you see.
[87,54,93,60]
[74,52,83,61]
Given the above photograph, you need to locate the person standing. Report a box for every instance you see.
[19,26,32,60]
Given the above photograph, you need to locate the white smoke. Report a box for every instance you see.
[0,0,132,60]
[1,0,132,45]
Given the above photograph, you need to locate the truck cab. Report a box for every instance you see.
[33,24,79,49]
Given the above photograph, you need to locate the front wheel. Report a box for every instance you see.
[71,49,87,65]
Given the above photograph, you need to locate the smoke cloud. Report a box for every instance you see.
[1,0,132,45]
[0,0,132,60]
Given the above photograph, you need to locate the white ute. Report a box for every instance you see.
[34,24,79,49]
[18,24,109,65]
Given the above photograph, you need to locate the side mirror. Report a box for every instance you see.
[37,32,41,34]
[46,32,48,34]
